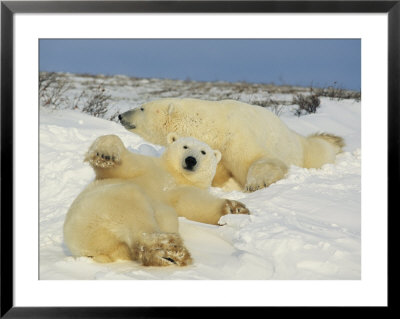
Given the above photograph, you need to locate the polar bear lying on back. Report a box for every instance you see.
[119,98,344,191]
[63,134,249,266]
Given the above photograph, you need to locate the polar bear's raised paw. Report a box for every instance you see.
[85,135,125,168]
[134,233,192,267]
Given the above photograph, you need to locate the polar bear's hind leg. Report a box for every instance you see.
[245,157,288,192]
[93,243,132,263]
[84,228,132,263]
[303,133,345,168]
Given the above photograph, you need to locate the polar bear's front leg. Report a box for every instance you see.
[85,135,125,169]
[168,187,250,225]
[245,157,288,192]
[85,135,150,180]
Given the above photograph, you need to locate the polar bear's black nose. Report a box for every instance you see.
[118,114,123,121]
[185,156,197,170]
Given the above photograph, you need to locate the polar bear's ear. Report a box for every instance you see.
[167,132,179,144]
[168,103,174,115]
[213,150,222,163]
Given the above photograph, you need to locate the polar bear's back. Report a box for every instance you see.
[172,98,303,165]
[175,98,289,136]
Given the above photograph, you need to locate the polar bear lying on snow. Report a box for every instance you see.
[64,134,249,266]
[119,98,344,191]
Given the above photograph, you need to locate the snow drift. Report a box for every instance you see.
[39,74,361,280]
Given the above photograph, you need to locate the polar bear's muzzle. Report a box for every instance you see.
[118,111,136,129]
[183,156,197,171]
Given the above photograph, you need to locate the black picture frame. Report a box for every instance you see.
[1,1,397,317]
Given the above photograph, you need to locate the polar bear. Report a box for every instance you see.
[63,134,249,266]
[119,98,344,191]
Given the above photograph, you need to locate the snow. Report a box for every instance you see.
[39,74,361,280]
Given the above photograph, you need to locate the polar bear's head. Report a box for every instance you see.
[162,133,221,189]
[118,99,188,146]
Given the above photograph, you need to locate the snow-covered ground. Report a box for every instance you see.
[39,74,361,280]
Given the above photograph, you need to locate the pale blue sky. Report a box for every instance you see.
[40,39,361,91]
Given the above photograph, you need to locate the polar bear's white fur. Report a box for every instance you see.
[119,98,344,191]
[63,134,249,266]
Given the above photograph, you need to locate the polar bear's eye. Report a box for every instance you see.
[183,146,188,149]
[201,150,206,155]
[140,107,144,111]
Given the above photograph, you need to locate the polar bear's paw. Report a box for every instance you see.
[86,151,120,168]
[135,233,192,267]
[245,158,288,192]
[223,199,250,216]
[85,135,125,168]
